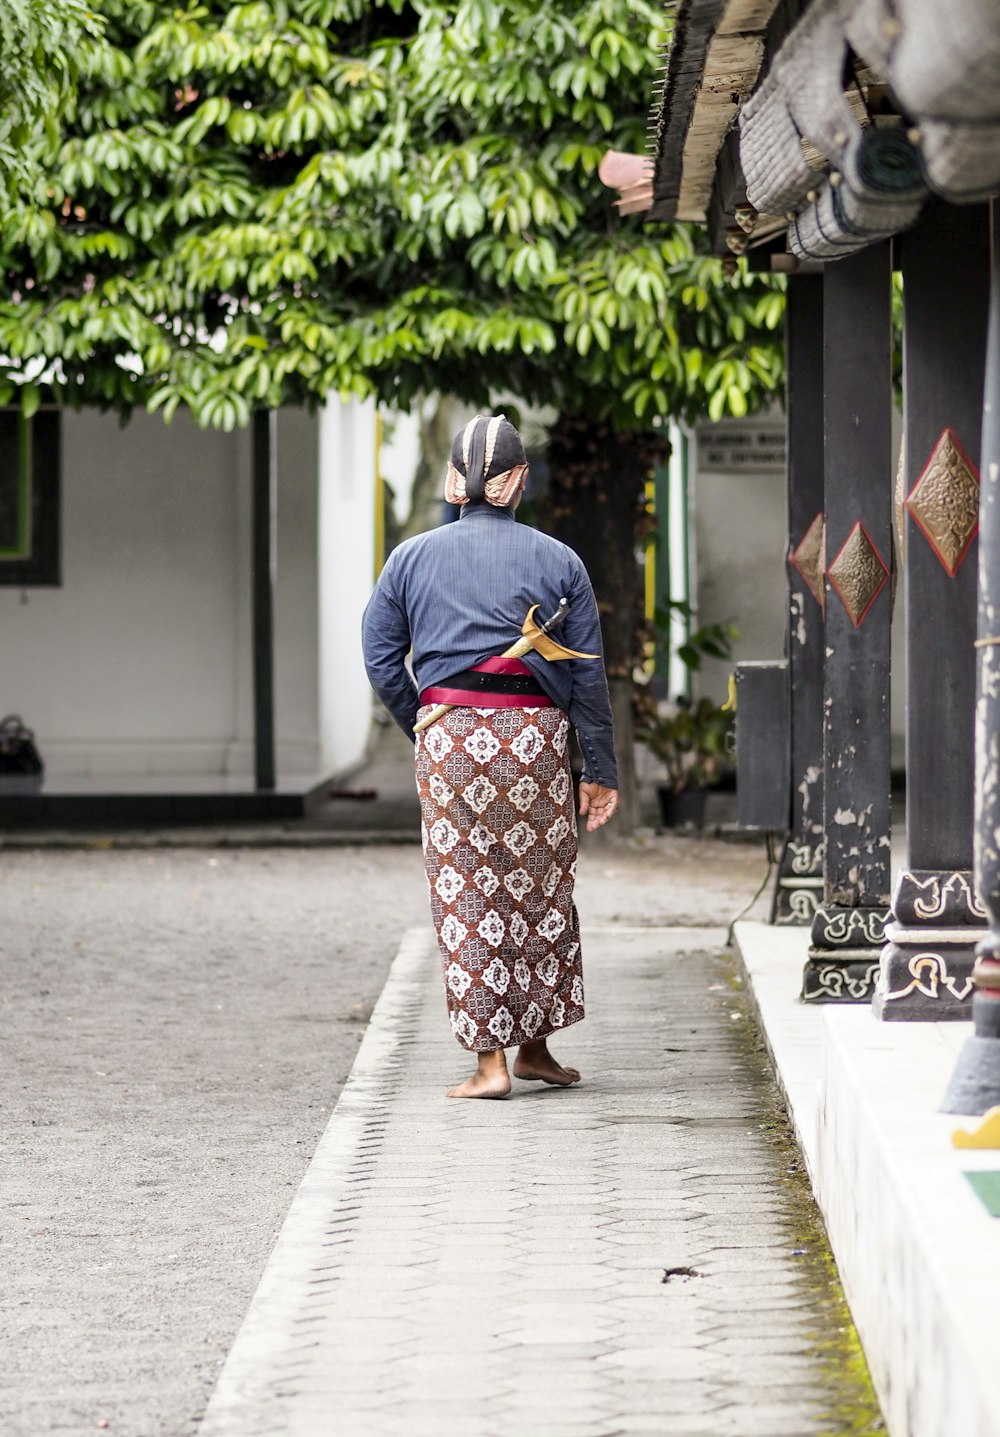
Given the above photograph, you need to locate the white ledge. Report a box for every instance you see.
[735,919,1000,1437]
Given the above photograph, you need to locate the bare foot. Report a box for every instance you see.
[446,1071,511,1099]
[446,1052,511,1099]
[513,1040,581,1087]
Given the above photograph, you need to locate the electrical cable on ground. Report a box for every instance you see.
[726,831,777,946]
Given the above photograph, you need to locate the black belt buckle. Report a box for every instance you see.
[441,668,546,698]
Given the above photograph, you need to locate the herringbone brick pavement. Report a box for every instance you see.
[200,925,874,1437]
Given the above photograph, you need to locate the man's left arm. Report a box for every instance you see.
[562,561,618,792]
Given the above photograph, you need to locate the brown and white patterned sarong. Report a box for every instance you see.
[415,705,584,1052]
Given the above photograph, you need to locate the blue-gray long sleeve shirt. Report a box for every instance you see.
[361,503,617,788]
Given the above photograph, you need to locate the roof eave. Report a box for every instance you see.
[650,0,781,225]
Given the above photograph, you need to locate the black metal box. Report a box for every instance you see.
[735,661,789,832]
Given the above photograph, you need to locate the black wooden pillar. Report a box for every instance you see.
[252,408,277,792]
[875,203,990,1019]
[803,243,893,1002]
[773,274,826,925]
[943,203,1000,1112]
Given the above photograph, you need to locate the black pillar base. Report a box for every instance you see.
[802,950,882,1003]
[872,869,985,1020]
[801,903,889,1003]
[941,983,1000,1115]
[874,936,977,1019]
[940,1033,1000,1114]
[772,838,824,926]
[810,902,889,949]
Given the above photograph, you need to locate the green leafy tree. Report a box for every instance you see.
[0,0,103,210]
[0,0,785,825]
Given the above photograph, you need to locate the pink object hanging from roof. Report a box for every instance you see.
[598,151,654,215]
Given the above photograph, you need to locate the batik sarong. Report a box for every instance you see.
[415,704,584,1053]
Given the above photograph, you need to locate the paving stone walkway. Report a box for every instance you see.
[200,924,878,1437]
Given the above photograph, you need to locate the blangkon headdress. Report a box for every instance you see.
[445,414,527,508]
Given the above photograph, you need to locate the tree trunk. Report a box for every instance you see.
[542,414,668,836]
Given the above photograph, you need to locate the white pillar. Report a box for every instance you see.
[318,397,378,775]
[667,420,692,699]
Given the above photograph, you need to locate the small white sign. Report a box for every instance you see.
[696,425,786,474]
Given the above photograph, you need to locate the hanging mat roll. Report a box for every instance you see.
[740,0,864,217]
[789,127,927,261]
[917,120,1000,204]
[740,86,817,218]
[883,0,1000,121]
[845,0,1000,205]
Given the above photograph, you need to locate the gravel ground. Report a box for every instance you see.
[1,824,768,1437]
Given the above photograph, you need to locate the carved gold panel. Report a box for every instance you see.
[827,521,889,628]
[906,427,980,577]
[790,511,825,611]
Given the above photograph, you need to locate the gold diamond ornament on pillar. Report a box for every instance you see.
[790,512,825,610]
[827,521,889,628]
[905,427,980,577]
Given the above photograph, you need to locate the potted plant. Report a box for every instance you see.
[634,605,737,829]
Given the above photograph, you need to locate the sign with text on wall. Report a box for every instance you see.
[695,423,786,475]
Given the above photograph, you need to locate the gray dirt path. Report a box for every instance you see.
[1,845,428,1437]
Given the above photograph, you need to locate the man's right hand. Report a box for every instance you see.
[579,782,618,832]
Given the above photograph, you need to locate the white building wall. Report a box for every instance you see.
[0,406,336,780]
[692,462,788,701]
[2,409,243,775]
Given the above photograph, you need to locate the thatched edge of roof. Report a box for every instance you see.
[648,0,728,222]
[649,0,780,224]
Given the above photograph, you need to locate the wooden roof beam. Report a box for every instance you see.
[650,0,781,222]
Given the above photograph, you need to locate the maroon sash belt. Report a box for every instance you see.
[420,656,554,709]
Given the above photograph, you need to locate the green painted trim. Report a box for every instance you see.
[679,429,692,702]
[652,459,671,683]
[0,412,33,560]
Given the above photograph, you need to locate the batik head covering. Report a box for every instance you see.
[444,414,528,508]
